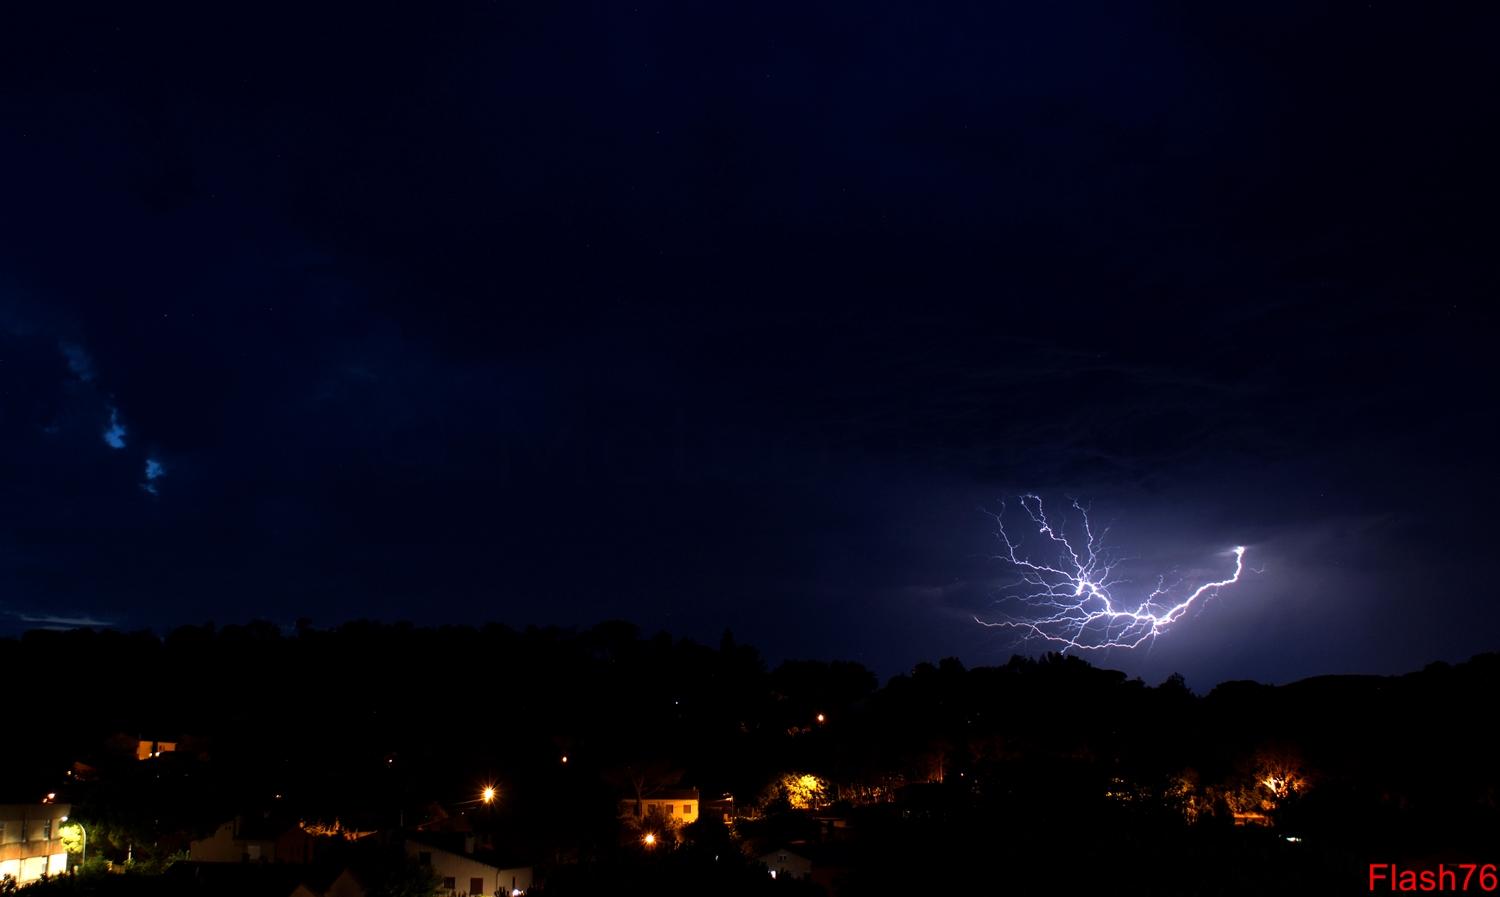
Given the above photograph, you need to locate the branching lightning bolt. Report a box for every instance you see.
[974,495,1246,651]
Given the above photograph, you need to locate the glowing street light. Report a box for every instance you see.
[481,786,497,804]
[815,713,826,724]
[642,833,656,847]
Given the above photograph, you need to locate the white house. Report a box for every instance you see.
[405,836,532,896]
[758,846,813,882]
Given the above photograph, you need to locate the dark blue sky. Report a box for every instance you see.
[2,1,1496,687]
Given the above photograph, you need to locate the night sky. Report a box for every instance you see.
[2,2,1496,688]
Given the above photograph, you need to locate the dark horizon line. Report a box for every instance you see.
[7,615,1490,697]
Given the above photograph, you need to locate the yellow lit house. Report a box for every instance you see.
[0,803,70,884]
[135,738,178,761]
[621,787,699,826]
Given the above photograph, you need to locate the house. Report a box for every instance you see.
[405,834,533,896]
[66,761,98,783]
[135,738,178,761]
[0,803,70,884]
[619,787,700,826]
[702,794,736,823]
[190,816,321,863]
[289,867,367,897]
[102,732,204,762]
[166,861,311,897]
[758,842,853,894]
[758,846,812,882]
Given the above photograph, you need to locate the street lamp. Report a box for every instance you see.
[481,786,497,805]
[60,816,86,867]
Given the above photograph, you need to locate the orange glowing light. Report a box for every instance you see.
[482,786,497,804]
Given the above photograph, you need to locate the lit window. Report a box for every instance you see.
[666,804,674,814]
[683,803,692,815]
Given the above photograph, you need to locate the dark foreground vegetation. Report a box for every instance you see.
[5,621,1498,894]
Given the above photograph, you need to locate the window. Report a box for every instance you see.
[42,821,52,840]
[442,877,456,893]
[470,877,484,895]
[683,803,693,815]
[666,804,674,814]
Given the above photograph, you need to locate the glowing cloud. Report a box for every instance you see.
[975,495,1246,650]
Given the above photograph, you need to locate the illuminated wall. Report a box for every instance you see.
[622,788,702,826]
[405,841,533,896]
[759,849,813,881]
[640,798,698,825]
[0,804,70,884]
[135,739,179,761]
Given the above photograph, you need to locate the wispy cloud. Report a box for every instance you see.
[13,613,115,629]
[59,341,95,382]
[103,406,127,448]
[141,456,166,495]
